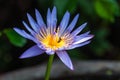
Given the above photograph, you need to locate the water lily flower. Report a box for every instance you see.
[14,7,93,70]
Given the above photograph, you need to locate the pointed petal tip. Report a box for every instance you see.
[27,13,31,19]
[27,13,33,19]
[19,53,32,59]
[27,13,30,16]
[13,28,22,33]
[53,6,56,10]
[19,55,26,59]
[70,66,74,70]
[13,27,18,30]
[22,21,25,23]
[76,14,79,17]
[19,45,44,59]
[35,8,38,11]
[90,34,94,39]
[52,6,57,15]
[47,8,51,11]
[83,22,87,26]
[87,31,91,34]
[66,11,70,15]
[56,51,74,70]
[80,22,87,28]
[66,10,69,13]
[74,14,79,21]
[35,8,39,14]
[19,54,34,59]
[69,64,74,70]
[13,27,17,31]
[64,11,70,16]
[73,34,94,45]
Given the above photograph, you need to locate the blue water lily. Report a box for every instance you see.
[14,7,93,70]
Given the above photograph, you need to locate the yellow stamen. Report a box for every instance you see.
[40,33,65,50]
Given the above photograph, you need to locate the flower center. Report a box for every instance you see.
[40,32,65,50]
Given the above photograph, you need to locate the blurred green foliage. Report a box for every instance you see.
[4,29,27,47]
[94,0,120,22]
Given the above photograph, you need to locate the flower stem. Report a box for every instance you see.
[45,54,54,80]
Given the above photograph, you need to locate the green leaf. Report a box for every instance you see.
[4,29,27,47]
[94,0,119,22]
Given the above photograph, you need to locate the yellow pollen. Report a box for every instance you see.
[40,33,65,50]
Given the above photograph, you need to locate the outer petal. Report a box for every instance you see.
[51,7,57,26]
[71,22,87,37]
[14,28,29,38]
[14,28,37,43]
[73,35,94,45]
[77,31,90,37]
[47,8,51,28]
[35,9,46,27]
[22,21,35,35]
[59,11,70,36]
[35,9,47,36]
[20,45,45,58]
[66,41,91,50]
[66,14,79,32]
[56,51,73,70]
[27,13,39,33]
[51,6,57,31]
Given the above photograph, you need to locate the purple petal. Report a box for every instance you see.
[77,31,90,37]
[35,9,47,35]
[67,41,91,50]
[51,7,57,25]
[14,28,37,43]
[35,9,46,27]
[56,51,73,70]
[22,21,35,35]
[66,14,79,32]
[27,13,39,32]
[59,11,70,36]
[71,22,87,37]
[47,8,54,34]
[20,45,44,58]
[14,28,31,38]
[47,8,51,28]
[73,35,94,44]
[51,6,57,31]
[47,7,57,34]
[72,31,90,44]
